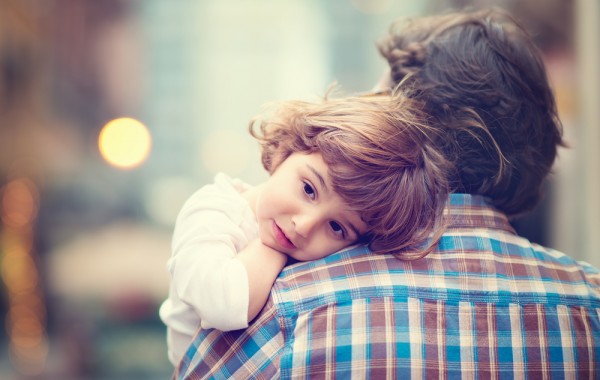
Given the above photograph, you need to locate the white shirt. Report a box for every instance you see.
[159,173,258,366]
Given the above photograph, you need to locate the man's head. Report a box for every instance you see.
[378,8,565,217]
[250,94,451,258]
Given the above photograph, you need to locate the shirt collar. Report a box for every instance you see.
[445,193,515,234]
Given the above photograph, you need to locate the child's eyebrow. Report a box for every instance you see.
[306,164,327,192]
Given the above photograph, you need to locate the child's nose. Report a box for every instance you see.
[292,213,320,238]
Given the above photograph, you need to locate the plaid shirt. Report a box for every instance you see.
[176,194,600,379]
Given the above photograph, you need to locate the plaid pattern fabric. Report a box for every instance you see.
[176,194,600,379]
[177,298,283,380]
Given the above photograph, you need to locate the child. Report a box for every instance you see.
[159,92,451,366]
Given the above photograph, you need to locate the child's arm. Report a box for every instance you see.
[234,238,288,322]
[166,184,287,331]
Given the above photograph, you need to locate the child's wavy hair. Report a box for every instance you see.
[249,93,451,259]
[378,8,565,217]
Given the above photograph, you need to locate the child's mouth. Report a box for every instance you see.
[272,221,296,250]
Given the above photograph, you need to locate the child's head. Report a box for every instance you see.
[378,8,564,217]
[250,94,451,259]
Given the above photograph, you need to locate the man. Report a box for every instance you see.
[175,9,600,379]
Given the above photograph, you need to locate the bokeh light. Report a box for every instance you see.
[1,178,39,228]
[98,117,152,169]
[1,177,47,376]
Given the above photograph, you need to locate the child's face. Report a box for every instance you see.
[254,152,367,261]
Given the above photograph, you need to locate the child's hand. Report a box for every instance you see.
[235,239,288,323]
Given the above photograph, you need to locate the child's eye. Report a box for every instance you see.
[303,182,316,200]
[329,221,346,239]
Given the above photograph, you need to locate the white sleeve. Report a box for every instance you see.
[167,193,250,331]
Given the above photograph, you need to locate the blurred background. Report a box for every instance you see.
[0,0,597,378]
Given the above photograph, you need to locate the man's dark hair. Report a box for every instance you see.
[378,8,565,217]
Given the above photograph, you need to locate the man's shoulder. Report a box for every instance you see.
[271,231,600,316]
[271,245,416,316]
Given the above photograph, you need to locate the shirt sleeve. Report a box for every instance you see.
[167,188,251,331]
[175,298,283,379]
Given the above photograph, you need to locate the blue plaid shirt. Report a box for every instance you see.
[176,194,600,379]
